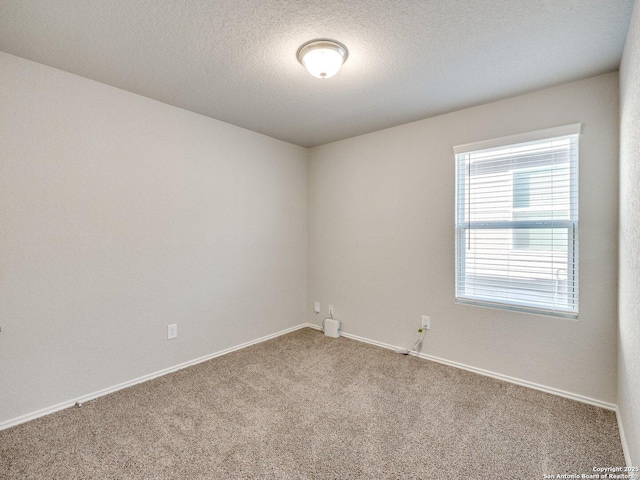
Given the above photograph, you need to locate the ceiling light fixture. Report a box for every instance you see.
[296,39,348,79]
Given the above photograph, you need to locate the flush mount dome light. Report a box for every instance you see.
[297,39,348,79]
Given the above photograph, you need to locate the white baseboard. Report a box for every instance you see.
[413,350,617,411]
[303,322,617,412]
[0,323,309,432]
[616,408,634,467]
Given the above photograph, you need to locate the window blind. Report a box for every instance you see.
[454,124,580,318]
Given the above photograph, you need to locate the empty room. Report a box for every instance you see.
[1,1,639,478]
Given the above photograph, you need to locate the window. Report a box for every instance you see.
[454,124,580,318]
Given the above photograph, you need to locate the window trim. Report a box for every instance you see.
[453,123,582,319]
[453,123,583,155]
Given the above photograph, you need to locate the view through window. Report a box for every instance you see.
[454,126,580,317]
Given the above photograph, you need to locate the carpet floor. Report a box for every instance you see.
[0,327,625,479]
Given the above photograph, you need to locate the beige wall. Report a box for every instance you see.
[0,52,308,424]
[308,73,619,404]
[619,0,640,466]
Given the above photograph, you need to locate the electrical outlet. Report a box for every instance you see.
[167,324,177,340]
[328,305,334,316]
[314,301,320,314]
[422,316,430,330]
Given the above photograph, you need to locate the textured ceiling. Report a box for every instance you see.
[0,0,635,147]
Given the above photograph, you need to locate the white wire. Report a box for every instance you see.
[408,329,427,354]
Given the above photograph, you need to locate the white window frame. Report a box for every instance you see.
[453,124,581,318]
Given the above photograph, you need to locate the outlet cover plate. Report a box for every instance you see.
[422,316,430,330]
[168,324,177,340]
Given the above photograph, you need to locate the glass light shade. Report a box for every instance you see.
[297,40,348,79]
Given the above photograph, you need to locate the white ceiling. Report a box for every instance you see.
[0,0,634,147]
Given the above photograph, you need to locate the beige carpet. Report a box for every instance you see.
[0,328,625,479]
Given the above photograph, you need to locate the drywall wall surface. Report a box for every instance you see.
[619,0,640,466]
[308,72,619,404]
[0,52,308,424]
